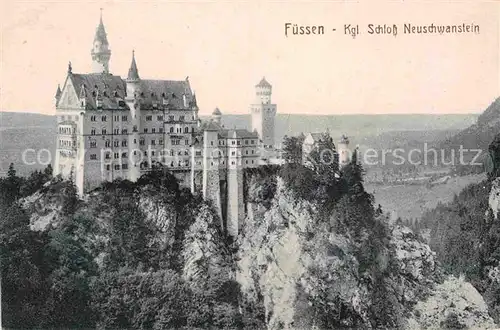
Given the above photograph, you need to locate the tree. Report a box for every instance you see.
[282,135,305,164]
[61,168,78,215]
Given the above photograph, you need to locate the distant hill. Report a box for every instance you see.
[436,97,500,171]
[0,111,477,177]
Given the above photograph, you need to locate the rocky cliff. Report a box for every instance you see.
[237,177,497,329]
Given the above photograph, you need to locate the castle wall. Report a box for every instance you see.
[226,163,244,237]
[202,130,222,221]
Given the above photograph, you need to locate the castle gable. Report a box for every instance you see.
[57,74,81,109]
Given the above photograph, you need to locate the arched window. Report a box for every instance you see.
[184,127,189,133]
[169,127,174,133]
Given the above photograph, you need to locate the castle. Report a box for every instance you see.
[53,14,277,236]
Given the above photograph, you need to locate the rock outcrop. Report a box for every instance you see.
[237,177,498,329]
[488,177,500,220]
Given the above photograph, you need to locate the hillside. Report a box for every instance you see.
[437,97,500,167]
[1,159,497,328]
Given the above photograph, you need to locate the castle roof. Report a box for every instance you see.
[200,120,223,131]
[55,84,62,99]
[94,14,109,45]
[212,107,222,116]
[127,51,140,80]
[256,77,271,88]
[65,72,194,110]
[220,129,258,139]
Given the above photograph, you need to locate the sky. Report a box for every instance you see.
[0,0,499,116]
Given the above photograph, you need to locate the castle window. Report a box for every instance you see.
[122,164,128,170]
[232,161,235,165]
[146,115,152,121]
[231,151,235,156]
[134,151,137,155]
[151,140,156,145]
[102,128,107,135]
[184,127,189,133]
[105,140,111,147]
[252,150,255,154]
[91,129,96,135]
[122,128,128,134]
[114,115,119,121]
[105,153,110,159]
[245,140,248,145]
[232,141,235,145]
[168,115,174,121]
[237,141,240,145]
[90,141,97,148]
[245,150,248,155]
[114,165,120,170]
[144,151,148,156]
[114,140,119,147]
[133,139,137,144]
[114,128,119,134]
[159,127,164,133]
[114,153,119,159]
[159,139,163,145]
[102,115,107,122]
[251,140,255,144]
[122,115,128,121]
[192,127,195,133]
[106,165,110,170]
[211,141,214,146]
[170,150,174,156]
[245,160,248,164]
[122,140,128,147]
[90,154,97,160]
[179,115,185,122]
[184,139,188,145]
[169,127,174,133]
[252,160,254,164]
[133,125,138,132]
[157,115,163,121]
[185,150,189,156]
[152,151,155,156]
[144,128,148,133]
[140,139,145,146]
[122,152,127,158]
[91,115,96,122]
[152,128,156,133]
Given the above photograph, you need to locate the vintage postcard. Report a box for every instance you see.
[1,0,499,329]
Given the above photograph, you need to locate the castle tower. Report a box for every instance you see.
[226,131,244,237]
[251,77,277,149]
[212,107,222,125]
[338,134,351,167]
[125,51,142,181]
[91,10,111,74]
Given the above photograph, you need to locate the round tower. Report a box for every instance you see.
[125,51,142,181]
[91,10,111,73]
[251,77,277,149]
[212,107,222,125]
[338,134,351,167]
[255,77,272,104]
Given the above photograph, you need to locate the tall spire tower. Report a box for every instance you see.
[91,9,111,73]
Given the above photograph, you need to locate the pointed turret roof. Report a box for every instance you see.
[256,76,271,88]
[94,10,109,45]
[127,50,140,80]
[212,107,222,116]
[55,84,62,100]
